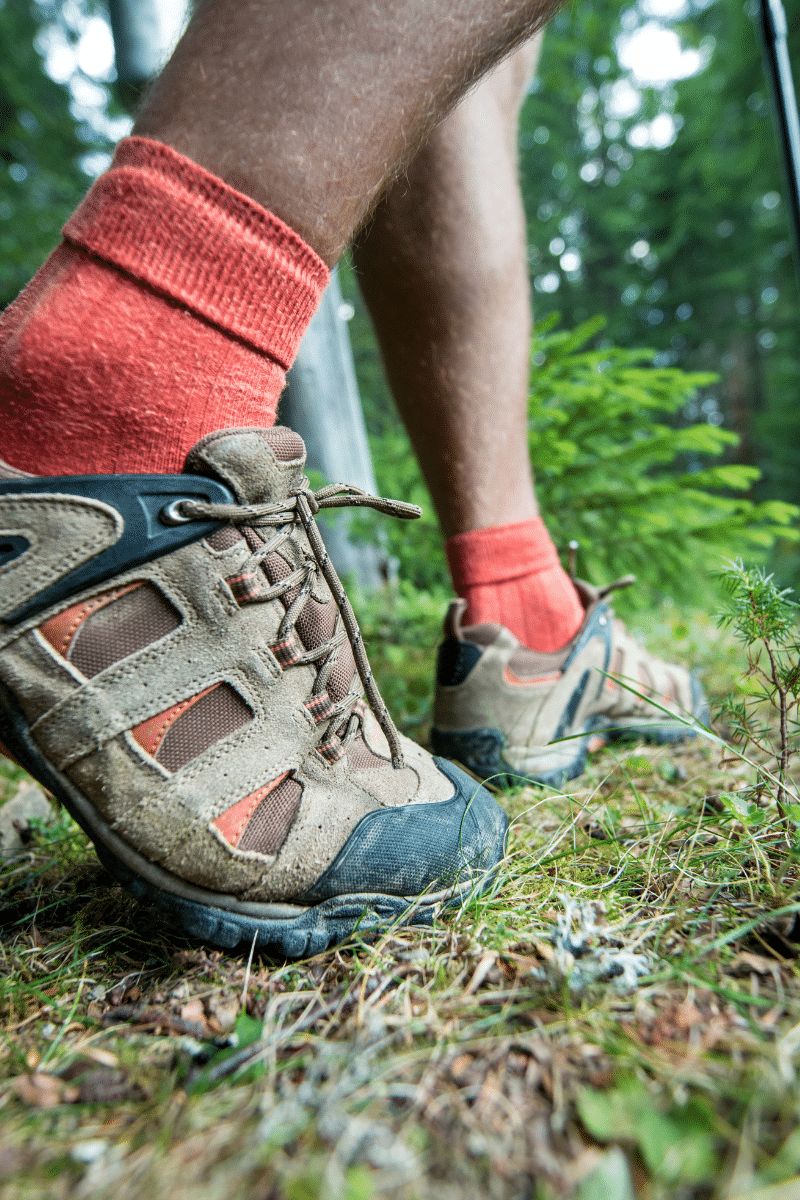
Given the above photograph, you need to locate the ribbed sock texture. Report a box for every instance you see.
[446,518,584,653]
[0,137,329,476]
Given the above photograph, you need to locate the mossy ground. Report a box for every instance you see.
[2,598,799,1199]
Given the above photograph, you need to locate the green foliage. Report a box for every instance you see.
[188,1012,265,1095]
[519,0,800,527]
[715,558,800,824]
[718,559,800,647]
[358,581,448,735]
[0,754,30,800]
[527,316,799,611]
[356,315,798,618]
[577,1148,636,1200]
[1,1,82,305]
[354,431,449,596]
[578,1078,718,1187]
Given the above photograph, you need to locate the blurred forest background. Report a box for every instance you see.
[2,0,800,608]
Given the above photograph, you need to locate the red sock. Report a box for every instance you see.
[0,137,329,477]
[445,518,584,653]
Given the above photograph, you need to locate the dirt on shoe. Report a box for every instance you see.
[431,580,710,790]
[0,427,507,956]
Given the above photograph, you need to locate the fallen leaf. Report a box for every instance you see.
[449,1054,473,1082]
[78,1069,135,1105]
[463,953,498,998]
[205,993,238,1033]
[82,1048,119,1068]
[102,1004,208,1038]
[0,1146,28,1177]
[676,1000,702,1030]
[58,1058,140,1104]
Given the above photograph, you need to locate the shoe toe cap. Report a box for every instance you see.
[299,758,508,904]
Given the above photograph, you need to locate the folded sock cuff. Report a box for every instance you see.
[63,136,329,370]
[445,518,562,590]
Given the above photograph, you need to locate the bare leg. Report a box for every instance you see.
[352,42,540,538]
[2,0,562,480]
[353,41,586,653]
[134,0,555,265]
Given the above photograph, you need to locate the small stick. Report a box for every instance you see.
[241,930,258,1013]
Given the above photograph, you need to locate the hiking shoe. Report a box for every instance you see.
[0,428,507,955]
[431,577,709,789]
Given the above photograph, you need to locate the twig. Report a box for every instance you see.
[240,930,257,1013]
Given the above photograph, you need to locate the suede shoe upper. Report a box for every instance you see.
[0,429,506,922]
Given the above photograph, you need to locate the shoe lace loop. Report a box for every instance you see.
[177,482,422,770]
[595,574,636,601]
[566,541,636,603]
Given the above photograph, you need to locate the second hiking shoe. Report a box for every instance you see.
[431,578,709,789]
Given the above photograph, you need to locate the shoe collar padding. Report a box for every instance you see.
[441,588,608,679]
[184,426,307,505]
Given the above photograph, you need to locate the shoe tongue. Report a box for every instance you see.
[183,426,307,503]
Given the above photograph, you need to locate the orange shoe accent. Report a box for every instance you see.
[503,666,561,688]
[38,582,141,660]
[130,683,219,759]
[212,772,291,849]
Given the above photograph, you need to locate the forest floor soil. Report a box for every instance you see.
[1,601,799,1200]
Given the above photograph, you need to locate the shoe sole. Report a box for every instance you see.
[0,679,501,957]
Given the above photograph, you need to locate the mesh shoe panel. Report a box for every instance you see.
[157,682,252,772]
[205,525,244,552]
[346,733,390,770]
[327,642,355,703]
[237,774,303,854]
[638,663,655,695]
[295,595,337,651]
[263,553,348,692]
[69,583,181,678]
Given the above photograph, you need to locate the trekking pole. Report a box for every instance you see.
[759,0,800,295]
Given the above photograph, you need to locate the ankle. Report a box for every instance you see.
[445,518,584,653]
[0,138,328,478]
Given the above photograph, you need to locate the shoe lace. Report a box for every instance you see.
[594,575,636,603]
[175,481,422,770]
[566,540,636,604]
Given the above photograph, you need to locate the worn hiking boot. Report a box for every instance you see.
[0,427,507,955]
[431,577,709,789]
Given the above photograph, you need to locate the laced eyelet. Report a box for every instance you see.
[159,499,194,526]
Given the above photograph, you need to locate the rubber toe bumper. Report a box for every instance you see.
[300,757,509,903]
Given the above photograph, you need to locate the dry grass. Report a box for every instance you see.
[2,603,800,1200]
